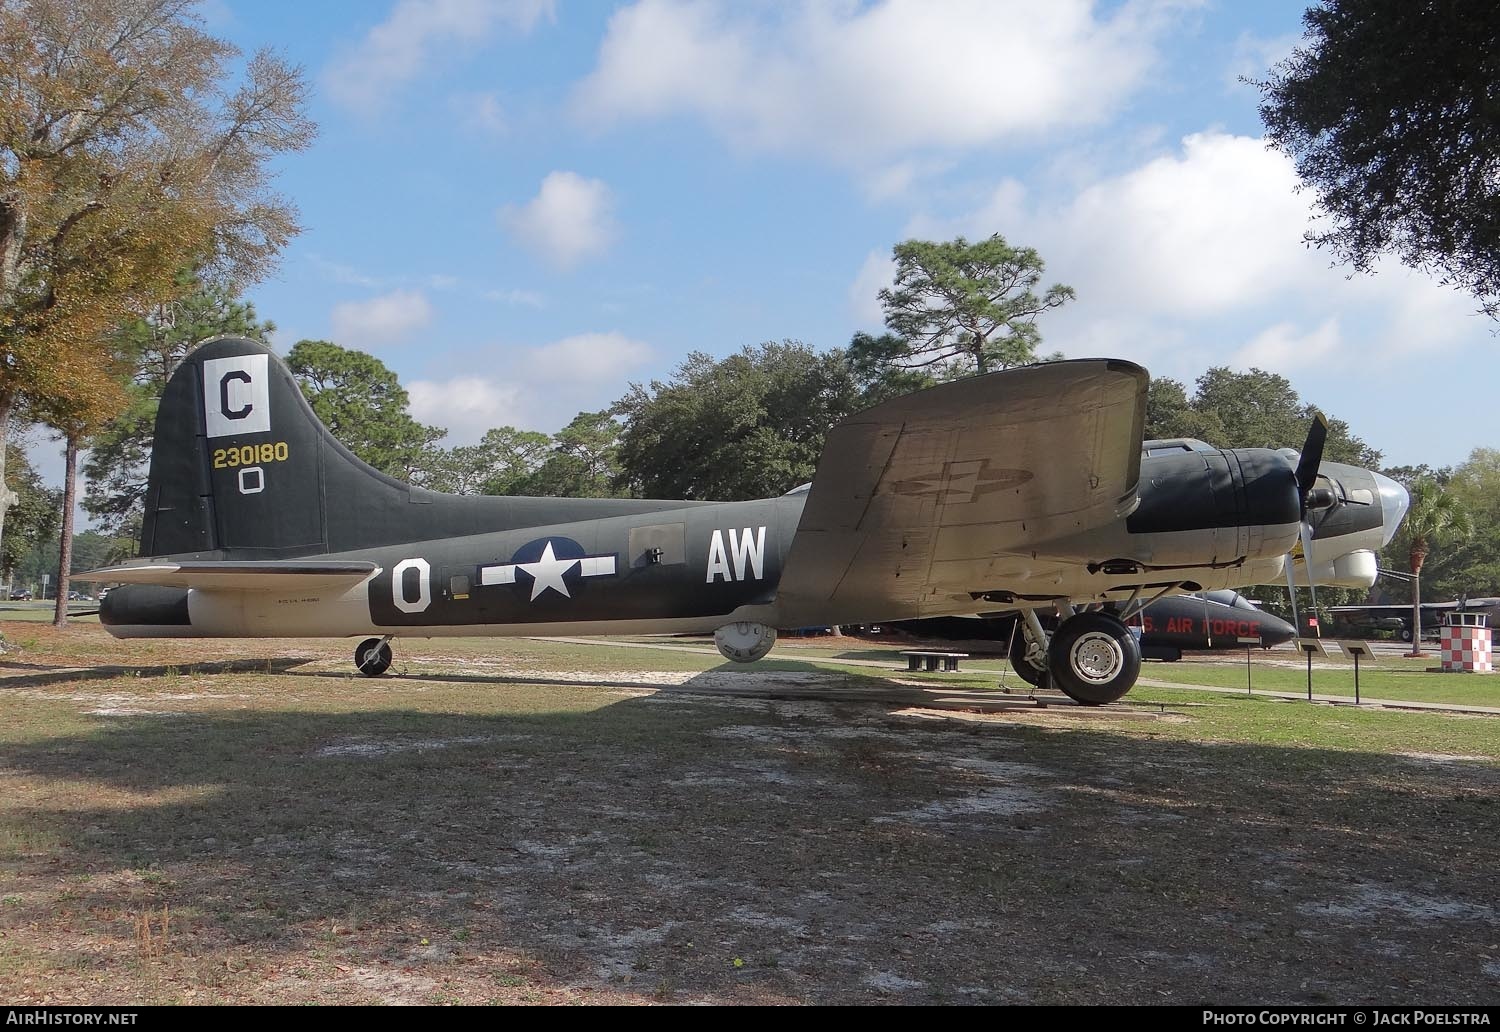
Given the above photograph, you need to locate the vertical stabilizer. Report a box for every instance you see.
[139,338,693,561]
[141,338,329,559]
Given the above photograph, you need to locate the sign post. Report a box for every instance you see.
[1238,636,1260,696]
[1297,637,1329,701]
[1337,640,1375,705]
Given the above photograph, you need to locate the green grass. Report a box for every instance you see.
[733,634,1500,709]
[1136,654,1500,707]
[0,603,100,623]
[553,635,1500,757]
[1121,683,1500,758]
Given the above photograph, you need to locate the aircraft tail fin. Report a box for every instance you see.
[140,337,393,559]
[140,337,686,561]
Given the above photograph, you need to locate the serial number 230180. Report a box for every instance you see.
[213,441,289,469]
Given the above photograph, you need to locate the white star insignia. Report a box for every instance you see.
[517,541,579,600]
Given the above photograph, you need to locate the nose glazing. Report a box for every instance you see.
[1372,471,1410,547]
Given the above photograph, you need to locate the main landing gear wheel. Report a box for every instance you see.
[1048,612,1141,706]
[355,637,393,677]
[1008,625,1048,688]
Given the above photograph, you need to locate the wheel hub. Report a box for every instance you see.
[1070,631,1124,684]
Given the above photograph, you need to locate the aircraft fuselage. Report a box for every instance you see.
[104,446,1335,640]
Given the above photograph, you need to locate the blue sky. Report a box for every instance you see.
[34,0,1500,498]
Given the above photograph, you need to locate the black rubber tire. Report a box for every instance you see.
[1008,623,1048,688]
[356,637,393,677]
[1047,612,1141,706]
[1401,627,1412,642]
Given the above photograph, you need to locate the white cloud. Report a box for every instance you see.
[1043,132,1315,317]
[484,287,546,307]
[408,376,527,439]
[1228,30,1303,89]
[870,128,1490,392]
[408,331,653,441]
[1027,133,1488,365]
[325,0,554,111]
[531,332,653,382]
[330,289,434,345]
[847,250,894,328]
[575,0,1184,161]
[308,254,381,288]
[454,90,509,135]
[1233,318,1341,370]
[499,171,618,270]
[860,158,957,202]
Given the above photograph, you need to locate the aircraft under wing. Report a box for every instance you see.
[82,560,379,592]
[775,359,1149,623]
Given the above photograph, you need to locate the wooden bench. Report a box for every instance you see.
[902,650,969,672]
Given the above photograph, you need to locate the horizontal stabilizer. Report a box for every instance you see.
[77,560,379,592]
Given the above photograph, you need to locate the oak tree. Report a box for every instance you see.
[83,275,274,541]
[615,342,874,501]
[0,0,314,558]
[286,340,444,482]
[1256,0,1500,316]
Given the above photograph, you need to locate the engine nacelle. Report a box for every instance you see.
[714,621,777,663]
[1295,548,1379,589]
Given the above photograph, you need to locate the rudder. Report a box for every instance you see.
[142,337,331,559]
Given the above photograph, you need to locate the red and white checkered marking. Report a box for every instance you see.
[1440,625,1493,672]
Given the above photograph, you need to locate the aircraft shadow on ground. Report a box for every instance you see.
[292,657,931,697]
[3,688,1498,1004]
[0,657,314,691]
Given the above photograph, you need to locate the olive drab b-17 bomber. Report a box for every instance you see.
[81,338,1409,705]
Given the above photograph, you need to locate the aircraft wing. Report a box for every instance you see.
[1328,602,1457,615]
[776,359,1148,623]
[77,560,379,592]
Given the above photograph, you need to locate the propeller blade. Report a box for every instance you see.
[1285,554,1300,634]
[1300,519,1318,622]
[1295,412,1329,508]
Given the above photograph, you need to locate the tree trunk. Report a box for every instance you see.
[1408,562,1424,658]
[52,436,77,628]
[0,392,12,590]
[0,392,13,630]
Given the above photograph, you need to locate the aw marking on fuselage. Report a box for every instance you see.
[706,526,767,583]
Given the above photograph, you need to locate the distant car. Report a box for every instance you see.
[13,589,31,601]
[96,587,111,602]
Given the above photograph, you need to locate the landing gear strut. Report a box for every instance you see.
[1009,609,1141,705]
[1008,611,1050,689]
[355,636,393,677]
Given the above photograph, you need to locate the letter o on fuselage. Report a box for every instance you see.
[392,557,431,613]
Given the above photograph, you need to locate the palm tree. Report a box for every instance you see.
[1402,478,1475,656]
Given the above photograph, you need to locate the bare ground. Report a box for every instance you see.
[1,625,1498,1005]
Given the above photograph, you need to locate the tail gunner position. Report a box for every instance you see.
[83,339,1406,705]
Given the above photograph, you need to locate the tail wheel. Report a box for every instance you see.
[355,637,393,677]
[1048,612,1141,706]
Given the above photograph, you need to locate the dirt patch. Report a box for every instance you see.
[2,624,1499,1004]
